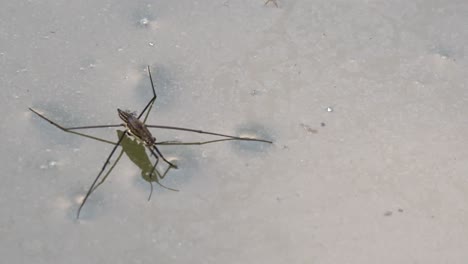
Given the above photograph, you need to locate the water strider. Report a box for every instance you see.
[29,66,272,218]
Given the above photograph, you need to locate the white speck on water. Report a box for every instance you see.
[40,160,58,169]
[139,17,150,26]
[148,42,155,47]
[326,106,334,112]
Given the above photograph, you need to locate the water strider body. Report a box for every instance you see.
[29,65,272,218]
[117,108,178,168]
[118,109,157,146]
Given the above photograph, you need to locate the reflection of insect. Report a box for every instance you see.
[29,66,272,218]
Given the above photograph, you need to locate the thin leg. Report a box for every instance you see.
[150,170,179,193]
[146,124,273,144]
[92,148,125,193]
[67,124,123,130]
[149,162,178,192]
[148,148,179,193]
[29,108,119,145]
[77,130,128,219]
[146,155,158,200]
[142,75,155,124]
[138,65,157,120]
[146,155,178,199]
[147,179,154,201]
[158,163,173,180]
[142,102,154,124]
[152,145,178,168]
[156,138,249,146]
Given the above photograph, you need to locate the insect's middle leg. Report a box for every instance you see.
[147,149,179,196]
[152,145,178,168]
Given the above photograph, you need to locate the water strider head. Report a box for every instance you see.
[117,108,156,146]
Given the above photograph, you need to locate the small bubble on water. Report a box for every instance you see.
[326,106,333,112]
[139,17,150,26]
[40,160,58,169]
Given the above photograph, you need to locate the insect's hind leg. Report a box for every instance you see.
[91,148,125,193]
[77,130,128,219]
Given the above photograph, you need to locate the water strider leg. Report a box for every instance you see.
[138,65,158,120]
[139,83,178,196]
[77,130,128,219]
[158,162,173,180]
[152,145,178,168]
[140,65,179,194]
[29,108,121,145]
[147,148,179,194]
[91,148,125,193]
[146,124,273,144]
[156,138,258,146]
[147,178,154,201]
[67,124,123,130]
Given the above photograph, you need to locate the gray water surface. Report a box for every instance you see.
[2,0,468,263]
